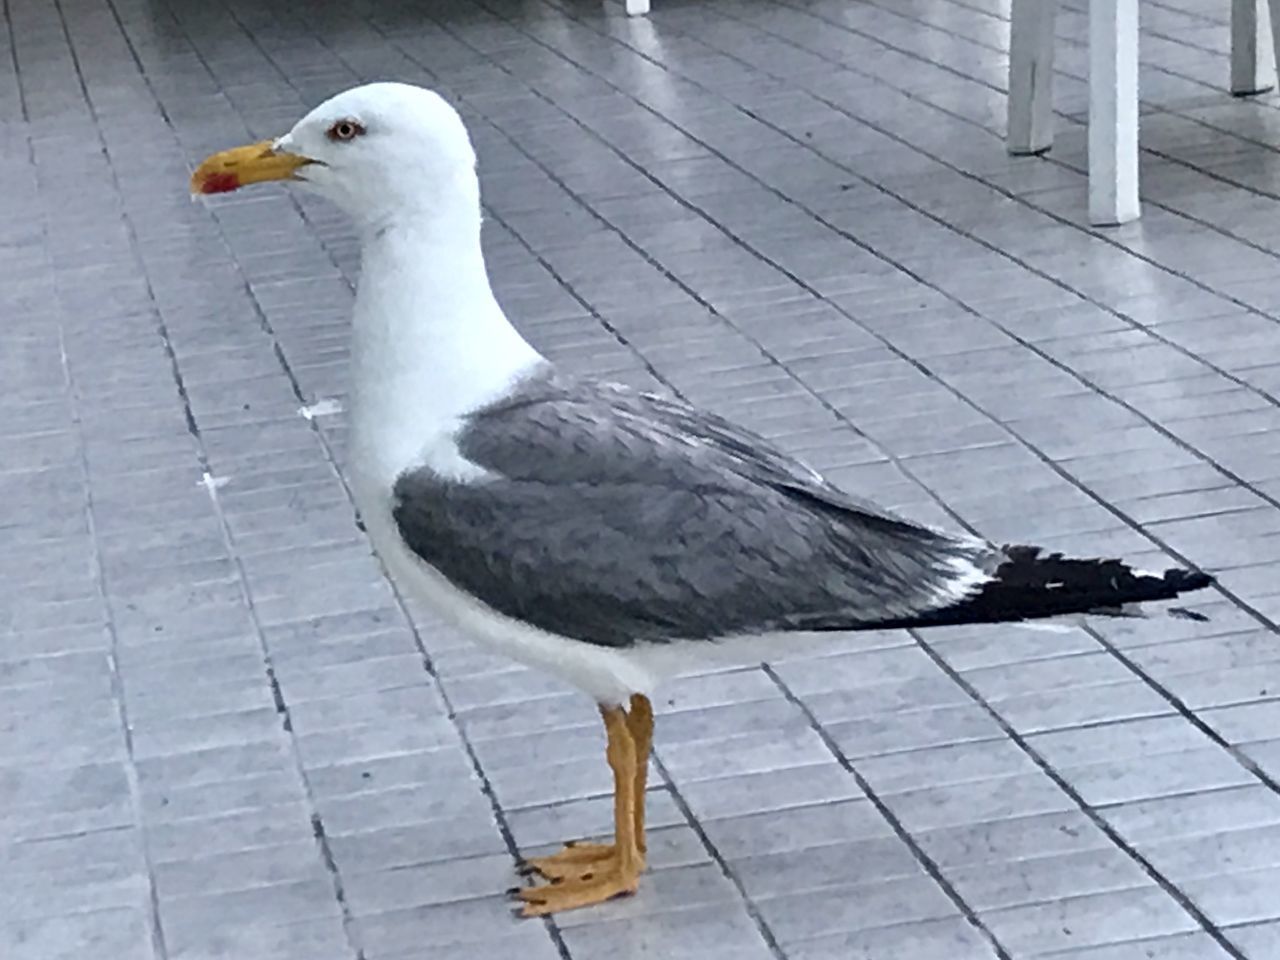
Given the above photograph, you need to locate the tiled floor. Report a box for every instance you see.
[6,0,1280,956]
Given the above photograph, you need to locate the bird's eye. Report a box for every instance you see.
[327,119,365,142]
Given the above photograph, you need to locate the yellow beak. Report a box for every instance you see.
[190,140,314,195]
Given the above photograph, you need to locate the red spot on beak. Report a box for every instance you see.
[200,172,241,194]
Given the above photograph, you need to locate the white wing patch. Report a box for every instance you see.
[931,552,992,606]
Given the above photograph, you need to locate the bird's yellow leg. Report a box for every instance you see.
[518,705,643,916]
[628,693,653,855]
[521,695,653,880]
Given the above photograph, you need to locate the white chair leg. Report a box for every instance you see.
[625,0,650,15]
[1266,0,1280,91]
[1008,0,1058,154]
[1089,0,1140,225]
[1232,0,1277,94]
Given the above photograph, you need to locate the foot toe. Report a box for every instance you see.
[515,871,640,916]
[522,842,617,881]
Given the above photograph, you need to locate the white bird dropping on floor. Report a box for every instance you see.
[298,398,343,420]
[198,472,230,498]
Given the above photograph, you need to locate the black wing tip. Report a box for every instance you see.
[1161,568,1214,595]
[903,548,1217,628]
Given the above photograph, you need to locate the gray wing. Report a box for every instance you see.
[392,372,999,648]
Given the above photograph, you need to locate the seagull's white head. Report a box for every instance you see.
[190,82,478,229]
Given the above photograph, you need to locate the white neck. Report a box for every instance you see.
[347,198,544,490]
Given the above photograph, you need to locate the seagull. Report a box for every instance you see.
[191,82,1214,916]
